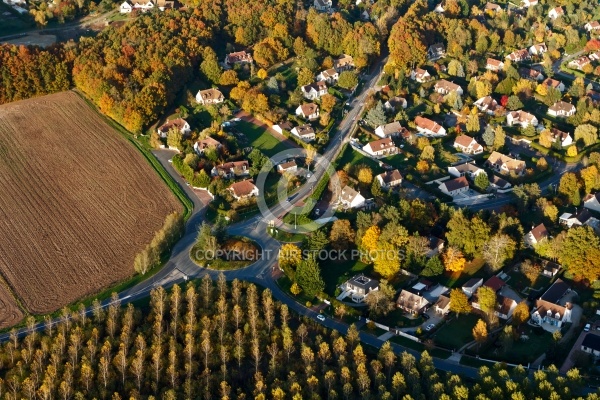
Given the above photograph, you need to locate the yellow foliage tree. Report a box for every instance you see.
[257,68,268,80]
[357,167,373,185]
[512,302,529,326]
[443,247,466,272]
[472,319,488,348]
[279,243,302,272]
[567,145,578,157]
[373,242,401,279]
[361,226,381,253]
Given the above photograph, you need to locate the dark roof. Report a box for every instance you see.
[484,276,506,292]
[435,295,450,309]
[463,278,482,289]
[348,274,379,290]
[582,334,600,352]
[428,236,444,250]
[541,278,570,304]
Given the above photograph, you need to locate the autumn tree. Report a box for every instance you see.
[559,226,600,282]
[364,280,396,316]
[472,319,488,349]
[443,247,466,273]
[449,289,471,317]
[483,234,516,272]
[279,244,302,275]
[330,219,355,250]
[477,286,497,316]
[357,167,373,185]
[338,71,359,89]
[558,172,581,205]
[512,302,530,326]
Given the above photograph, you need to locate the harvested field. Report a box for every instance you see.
[0,280,23,329]
[0,91,182,314]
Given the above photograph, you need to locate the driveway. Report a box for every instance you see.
[560,330,600,374]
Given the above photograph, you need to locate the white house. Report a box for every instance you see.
[584,192,600,213]
[225,51,253,67]
[316,68,339,84]
[339,275,379,303]
[568,56,591,71]
[434,295,451,315]
[376,170,402,190]
[495,296,518,320]
[277,160,298,174]
[157,118,191,138]
[439,176,469,197]
[462,278,483,298]
[585,21,600,32]
[196,88,224,105]
[529,43,547,56]
[272,121,293,135]
[519,67,545,82]
[506,110,538,128]
[334,54,354,72]
[119,0,154,13]
[339,185,366,209]
[530,279,573,332]
[524,223,548,248]
[229,180,259,201]
[375,121,404,138]
[290,125,316,142]
[434,80,463,96]
[474,96,499,114]
[453,135,483,154]
[295,103,319,120]
[415,116,446,137]
[211,161,250,178]
[542,78,566,92]
[520,0,538,7]
[484,2,502,12]
[448,162,486,179]
[384,97,407,111]
[194,137,221,154]
[486,58,504,71]
[313,0,332,12]
[559,209,596,228]
[581,334,600,358]
[548,101,576,117]
[410,68,431,83]
[506,49,531,62]
[486,151,526,176]
[427,43,446,61]
[489,175,512,191]
[548,6,564,20]
[363,137,398,158]
[397,290,430,315]
[301,81,328,100]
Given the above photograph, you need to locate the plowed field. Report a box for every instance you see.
[0,91,182,314]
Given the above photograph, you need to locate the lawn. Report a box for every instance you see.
[323,258,372,296]
[336,144,380,171]
[433,313,480,350]
[506,268,551,294]
[235,120,292,157]
[479,326,553,364]
[436,258,486,288]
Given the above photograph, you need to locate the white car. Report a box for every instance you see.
[585,323,591,332]
[168,159,173,163]
[317,314,326,322]
[425,324,435,331]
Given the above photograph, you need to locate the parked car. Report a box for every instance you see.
[585,323,591,332]
[317,314,326,322]
[425,324,435,331]
[421,313,430,320]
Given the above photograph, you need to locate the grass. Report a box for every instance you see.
[267,227,306,243]
[506,268,551,294]
[479,326,553,364]
[189,236,260,270]
[460,355,493,369]
[323,258,372,296]
[336,144,380,171]
[433,314,479,350]
[436,258,486,288]
[236,120,292,158]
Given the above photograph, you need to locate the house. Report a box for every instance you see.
[363,137,398,158]
[225,51,253,66]
[397,290,430,315]
[411,279,434,295]
[334,54,354,72]
[290,124,316,142]
[542,261,560,277]
[548,6,564,20]
[585,21,600,32]
[439,176,469,197]
[529,43,548,56]
[229,180,259,201]
[524,223,548,248]
[495,296,518,320]
[581,334,600,358]
[550,128,573,147]
[486,58,504,71]
[384,97,407,111]
[434,295,451,315]
[531,279,573,331]
[453,135,483,155]
[559,209,595,228]
[506,110,538,128]
[157,118,191,138]
[316,68,339,84]
[301,81,328,100]
[313,0,332,12]
[426,236,445,258]
[505,49,531,62]
[474,96,499,114]
[590,51,600,61]
[485,151,526,175]
[434,2,445,13]
[196,88,224,105]
[588,89,600,103]
[462,278,483,298]
[484,2,501,12]
[448,162,486,179]
[272,121,294,135]
[339,185,366,209]
[568,56,591,71]
[415,116,446,137]
[548,101,576,117]
[520,0,538,7]
[484,276,506,293]
[277,160,298,174]
[193,137,221,154]
[339,275,379,303]
[489,175,512,191]
[519,67,544,82]
[119,0,154,13]
[374,121,404,138]
[427,43,446,61]
[410,68,431,83]
[584,192,600,213]
[155,0,175,11]
[295,103,320,120]
[434,79,463,96]
[211,161,250,178]
[376,170,403,190]
[542,78,566,92]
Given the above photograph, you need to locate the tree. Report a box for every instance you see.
[279,244,302,274]
[477,286,497,316]
[200,47,222,83]
[416,160,429,173]
[338,71,358,89]
[257,68,268,80]
[421,256,443,277]
[297,68,314,87]
[371,178,383,198]
[472,319,488,349]
[449,289,471,316]
[493,126,506,150]
[448,60,465,77]
[567,145,578,157]
[420,145,435,161]
[386,18,427,73]
[373,241,401,279]
[482,234,516,272]
[506,95,523,110]
[330,219,355,250]
[357,167,373,185]
[295,255,325,297]
[364,101,387,128]
[474,173,489,190]
[466,114,480,133]
[219,70,239,86]
[580,165,600,193]
[290,283,302,296]
[361,226,381,253]
[320,94,337,113]
[482,125,495,147]
[574,124,598,147]
[443,247,466,273]
[365,280,395,316]
[559,226,600,283]
[512,302,529,326]
[167,128,182,151]
[558,172,581,205]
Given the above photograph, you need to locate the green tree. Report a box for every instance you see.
[493,125,506,150]
[474,173,489,190]
[558,172,581,205]
[295,255,325,297]
[574,124,598,147]
[482,125,495,147]
[364,101,387,128]
[506,95,523,110]
[200,47,222,84]
[421,256,443,277]
[420,145,435,161]
[338,71,359,89]
[559,226,600,283]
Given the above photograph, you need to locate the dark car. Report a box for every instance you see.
[421,313,430,320]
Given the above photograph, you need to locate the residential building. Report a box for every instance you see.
[568,56,591,70]
[448,162,486,179]
[474,96,499,114]
[548,101,576,117]
[520,0,538,7]
[427,43,446,61]
[524,223,548,248]
[489,175,512,191]
[585,21,600,32]
[434,2,445,13]
[581,334,600,358]
[542,78,566,92]
[375,121,404,139]
[119,0,155,13]
[410,68,431,83]
[277,160,297,174]
[229,180,259,200]
[295,103,320,120]
[154,0,175,11]
[462,278,483,298]
[397,290,430,315]
[272,121,294,134]
[484,2,501,12]
[434,295,451,315]
[434,79,463,96]
[316,68,339,84]
[454,135,483,154]
[505,49,531,62]
[339,275,379,303]
[485,151,526,175]
[584,192,600,212]
[415,116,446,137]
[529,43,548,55]
[486,58,504,71]
[542,261,560,277]
[506,110,538,127]
[157,118,191,138]
[590,51,600,61]
[211,161,250,178]
[426,236,445,258]
[196,88,224,105]
[548,6,564,20]
[224,51,253,66]
[334,54,354,72]
[495,295,517,320]
[376,170,403,190]
[550,128,573,147]
[559,209,596,228]
[313,0,332,12]
[290,124,316,142]
[531,279,574,331]
[363,137,398,157]
[439,176,469,197]
[519,67,544,82]
[411,279,434,295]
[339,185,366,209]
[484,276,506,293]
[193,137,221,154]
[384,96,407,111]
[301,81,328,100]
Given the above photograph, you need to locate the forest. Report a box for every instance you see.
[0,276,591,400]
